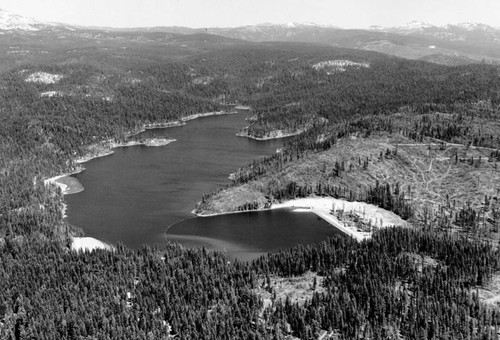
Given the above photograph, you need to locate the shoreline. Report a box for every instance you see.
[75,110,232,165]
[194,197,407,241]
[236,129,303,141]
[311,210,368,241]
[191,207,272,218]
[45,109,232,188]
[45,138,177,198]
[143,121,184,131]
[180,110,232,122]
[76,138,176,164]
[113,138,177,149]
[234,105,251,110]
[44,110,235,249]
[272,197,406,241]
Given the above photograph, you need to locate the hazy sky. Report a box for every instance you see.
[1,0,499,28]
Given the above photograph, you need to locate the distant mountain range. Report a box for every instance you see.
[199,22,500,65]
[0,9,56,31]
[1,8,500,66]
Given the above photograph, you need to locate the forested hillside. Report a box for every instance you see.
[240,62,500,139]
[2,226,500,339]
[198,105,500,239]
[1,27,500,339]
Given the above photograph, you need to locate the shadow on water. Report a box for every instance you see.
[166,208,345,261]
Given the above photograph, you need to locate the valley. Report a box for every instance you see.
[1,8,500,339]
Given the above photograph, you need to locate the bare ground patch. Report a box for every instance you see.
[253,271,326,310]
[198,132,500,241]
[478,273,500,307]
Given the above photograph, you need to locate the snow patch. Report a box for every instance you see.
[401,21,434,30]
[40,91,64,98]
[26,72,63,84]
[192,76,213,85]
[455,22,495,31]
[71,237,111,252]
[7,50,29,54]
[312,60,369,74]
[0,9,39,31]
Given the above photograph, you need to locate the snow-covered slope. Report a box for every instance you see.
[452,22,496,32]
[397,21,435,31]
[0,9,39,31]
[373,21,498,34]
[0,9,63,31]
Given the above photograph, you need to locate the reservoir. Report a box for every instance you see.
[65,111,341,259]
[167,209,343,261]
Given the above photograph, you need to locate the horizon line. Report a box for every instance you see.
[1,8,498,31]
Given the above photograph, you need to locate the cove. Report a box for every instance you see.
[166,208,344,261]
[65,111,343,258]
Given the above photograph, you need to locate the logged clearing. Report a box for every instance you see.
[478,273,500,306]
[196,185,269,215]
[272,197,407,240]
[199,131,500,239]
[253,272,341,339]
[253,271,326,309]
[25,71,63,84]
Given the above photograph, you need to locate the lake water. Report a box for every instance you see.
[167,209,343,261]
[66,111,342,259]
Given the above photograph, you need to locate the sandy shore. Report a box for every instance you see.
[181,110,231,122]
[44,174,71,194]
[110,138,176,149]
[143,121,184,130]
[193,196,406,242]
[71,237,112,252]
[192,208,271,218]
[312,210,369,241]
[45,138,177,194]
[75,149,114,164]
[76,110,232,165]
[271,197,407,241]
[76,138,176,164]
[44,139,176,231]
[141,138,176,147]
[45,110,231,188]
[44,174,85,218]
[234,105,251,110]
[236,129,303,140]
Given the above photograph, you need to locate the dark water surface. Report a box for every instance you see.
[66,112,341,259]
[167,209,343,261]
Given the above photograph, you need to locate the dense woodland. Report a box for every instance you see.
[1,29,500,339]
[1,226,500,339]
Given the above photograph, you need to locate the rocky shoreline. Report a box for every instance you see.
[236,128,304,140]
